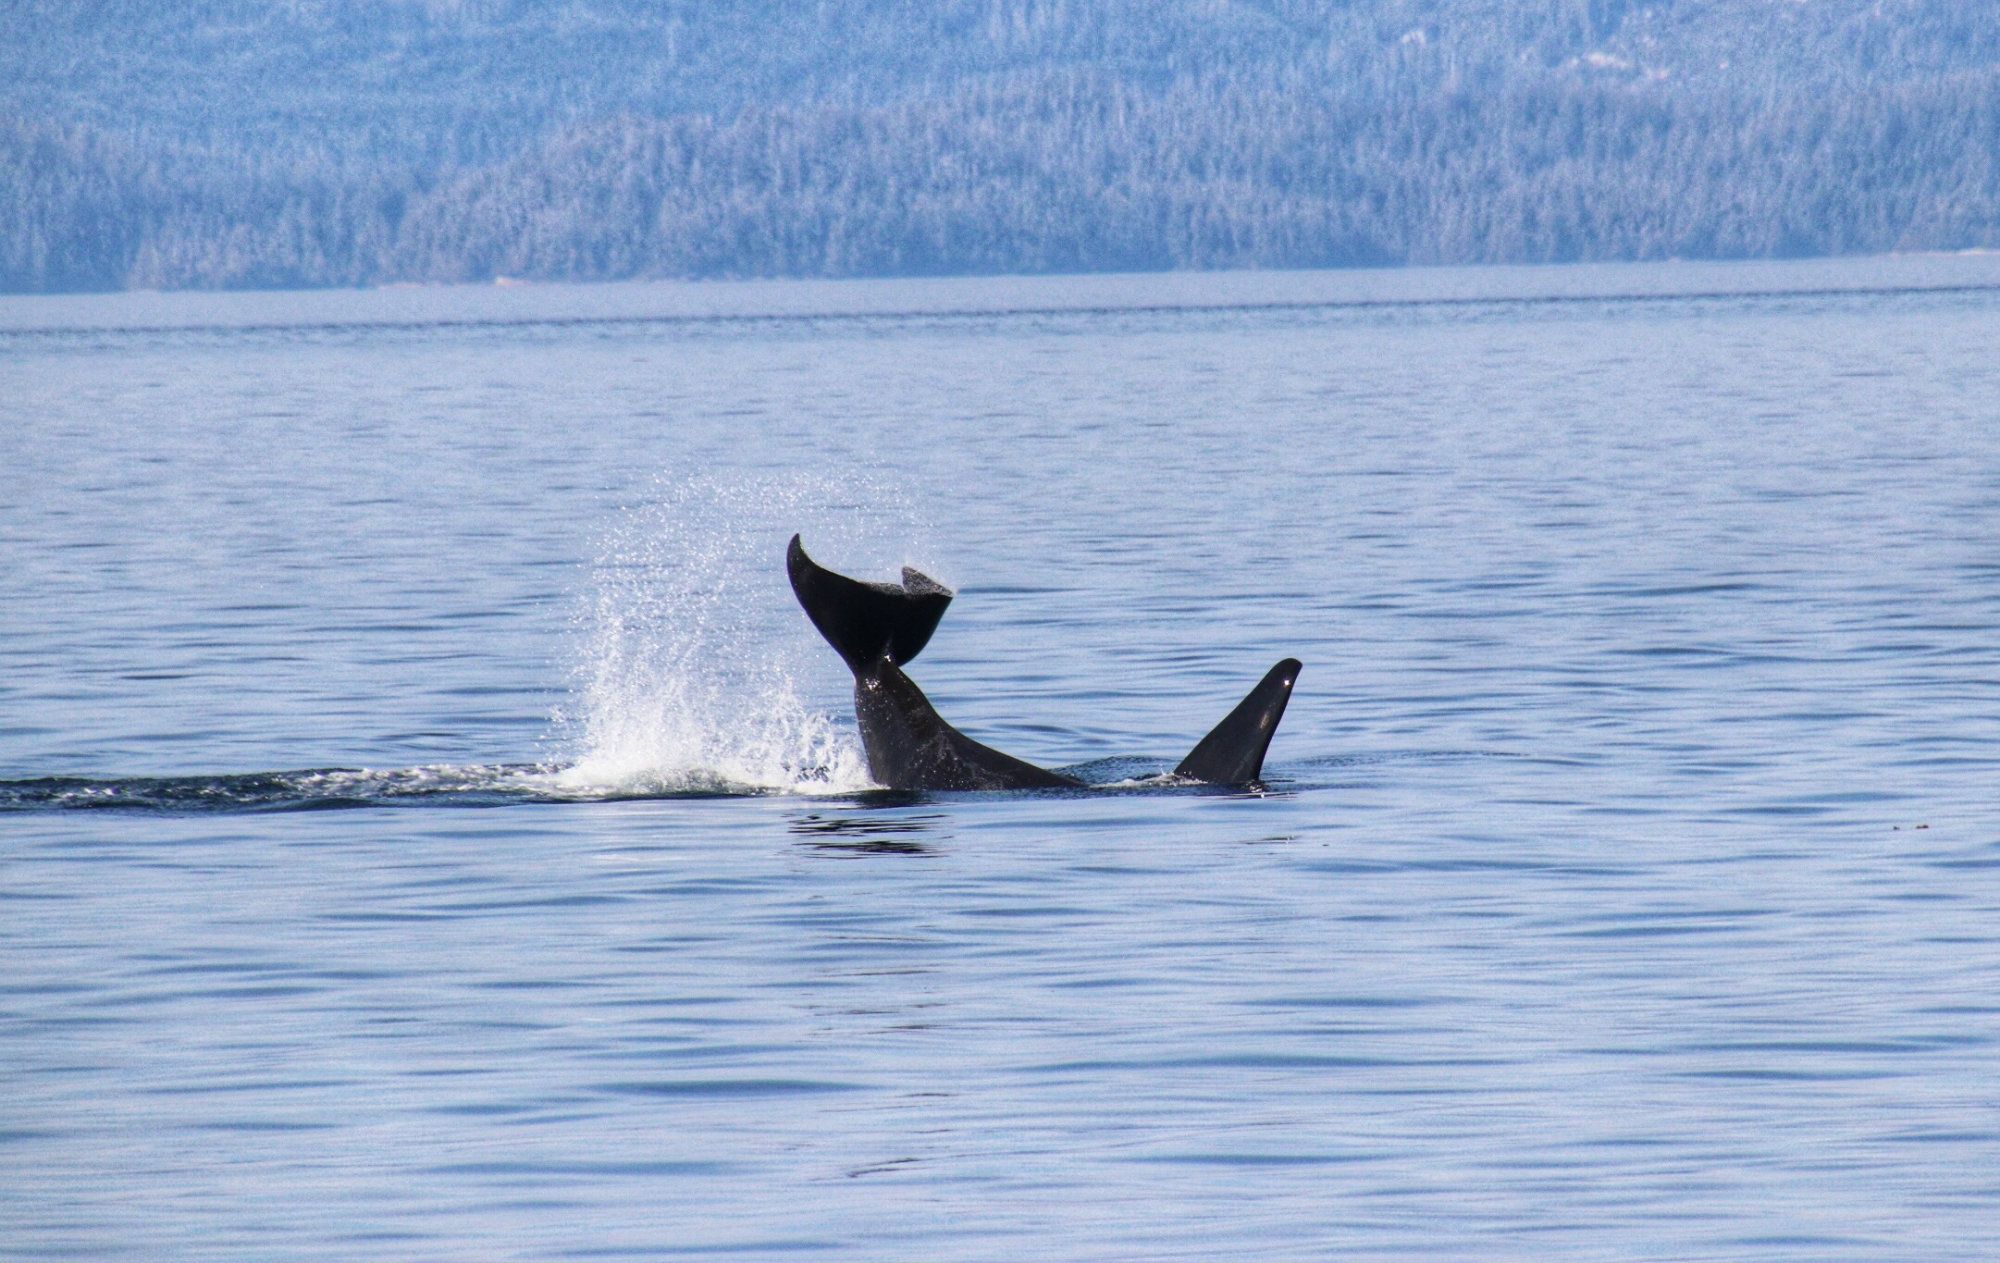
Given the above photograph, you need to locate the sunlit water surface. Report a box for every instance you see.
[4,259,1999,1260]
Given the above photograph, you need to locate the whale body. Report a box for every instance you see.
[787,535,1299,791]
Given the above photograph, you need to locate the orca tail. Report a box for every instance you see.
[787,534,954,672]
[1173,659,1301,784]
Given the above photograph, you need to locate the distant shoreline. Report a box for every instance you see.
[5,253,1999,337]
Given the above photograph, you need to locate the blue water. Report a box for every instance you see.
[4,258,1999,1259]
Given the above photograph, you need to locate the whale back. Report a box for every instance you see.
[853,656,1081,791]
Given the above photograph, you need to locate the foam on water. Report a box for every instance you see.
[551,473,932,797]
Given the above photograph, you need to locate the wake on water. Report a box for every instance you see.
[2,476,922,814]
[0,762,845,813]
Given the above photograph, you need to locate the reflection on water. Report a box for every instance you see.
[790,811,946,855]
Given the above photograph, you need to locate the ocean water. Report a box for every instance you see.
[3,257,1999,1260]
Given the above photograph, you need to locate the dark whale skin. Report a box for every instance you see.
[787,535,1296,791]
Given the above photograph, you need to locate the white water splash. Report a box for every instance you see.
[554,473,932,796]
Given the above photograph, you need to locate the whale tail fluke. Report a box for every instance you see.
[1173,659,1301,785]
[787,535,953,672]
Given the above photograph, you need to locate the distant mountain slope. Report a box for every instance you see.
[4,0,1996,291]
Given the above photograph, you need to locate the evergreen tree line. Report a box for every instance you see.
[5,65,1997,293]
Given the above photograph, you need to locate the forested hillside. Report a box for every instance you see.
[5,0,1996,292]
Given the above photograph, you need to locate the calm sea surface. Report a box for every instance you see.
[4,258,1999,1260]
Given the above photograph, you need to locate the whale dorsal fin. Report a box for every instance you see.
[1173,659,1301,784]
[787,535,953,671]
